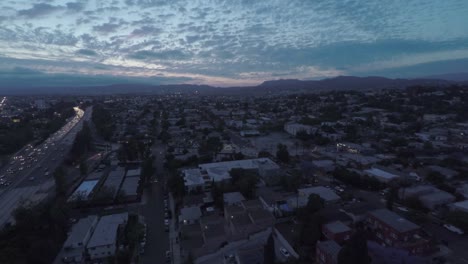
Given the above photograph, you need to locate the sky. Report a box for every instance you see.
[0,0,468,87]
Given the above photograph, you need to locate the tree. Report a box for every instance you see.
[258,150,271,158]
[276,144,290,163]
[79,160,88,176]
[229,168,259,198]
[306,194,324,214]
[264,234,275,264]
[338,230,370,264]
[53,166,67,197]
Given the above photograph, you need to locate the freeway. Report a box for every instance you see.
[0,106,92,227]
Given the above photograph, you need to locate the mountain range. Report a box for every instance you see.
[0,75,466,95]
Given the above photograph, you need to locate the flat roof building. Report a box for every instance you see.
[364,167,400,183]
[86,213,128,260]
[56,215,99,263]
[297,186,340,205]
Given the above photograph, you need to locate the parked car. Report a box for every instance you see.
[280,247,290,258]
[443,224,464,235]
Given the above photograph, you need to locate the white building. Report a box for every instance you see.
[183,158,280,192]
[59,215,99,263]
[86,213,128,260]
[284,123,316,136]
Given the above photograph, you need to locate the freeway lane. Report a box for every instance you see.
[0,106,92,227]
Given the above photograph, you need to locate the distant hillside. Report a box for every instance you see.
[0,75,457,95]
[423,72,468,82]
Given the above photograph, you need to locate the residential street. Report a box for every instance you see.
[140,181,169,264]
[140,126,170,264]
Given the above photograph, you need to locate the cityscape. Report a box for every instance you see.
[1,1,468,264]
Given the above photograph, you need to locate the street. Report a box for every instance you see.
[140,124,171,264]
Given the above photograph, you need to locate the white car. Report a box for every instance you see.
[280,247,290,258]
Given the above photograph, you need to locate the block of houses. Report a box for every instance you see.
[316,240,341,264]
[322,221,352,244]
[182,158,280,192]
[366,209,432,255]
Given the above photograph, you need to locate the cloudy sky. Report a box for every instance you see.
[0,0,467,87]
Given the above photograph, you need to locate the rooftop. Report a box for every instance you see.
[369,209,419,233]
[120,177,139,196]
[223,192,245,205]
[451,200,468,210]
[324,221,351,234]
[87,213,128,248]
[180,206,202,222]
[64,215,98,248]
[317,240,341,256]
[298,186,340,202]
[364,167,399,180]
[126,168,141,177]
[183,168,205,186]
[419,190,455,202]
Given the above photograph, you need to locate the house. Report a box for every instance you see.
[179,206,202,225]
[240,130,260,137]
[223,192,246,206]
[449,200,468,213]
[322,221,352,244]
[366,209,432,255]
[183,168,205,193]
[419,191,455,210]
[297,186,340,205]
[224,200,274,240]
[86,213,128,260]
[364,167,400,183]
[312,160,336,174]
[58,215,99,263]
[316,240,341,264]
[200,215,228,251]
[426,166,459,179]
[367,241,428,264]
[398,185,437,200]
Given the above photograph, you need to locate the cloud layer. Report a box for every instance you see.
[0,0,467,86]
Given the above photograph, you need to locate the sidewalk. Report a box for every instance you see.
[169,192,182,264]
